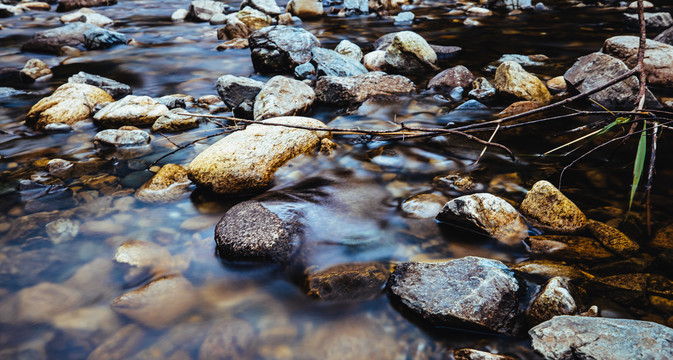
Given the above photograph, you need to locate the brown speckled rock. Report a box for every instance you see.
[135,164,192,203]
[519,180,587,233]
[25,83,113,131]
[527,235,616,263]
[586,219,639,257]
[494,61,551,104]
[188,116,329,195]
[306,262,389,301]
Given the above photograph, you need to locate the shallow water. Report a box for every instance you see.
[2,0,673,359]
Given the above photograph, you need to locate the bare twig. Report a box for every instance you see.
[645,123,658,236]
[148,127,243,168]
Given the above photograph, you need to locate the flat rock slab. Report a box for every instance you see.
[94,95,169,128]
[527,235,616,263]
[306,262,389,301]
[188,116,329,195]
[529,315,673,360]
[436,193,528,246]
[387,256,521,334]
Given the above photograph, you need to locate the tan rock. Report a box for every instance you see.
[188,116,329,195]
[111,275,198,328]
[494,61,551,104]
[113,240,177,283]
[19,58,52,82]
[253,75,315,120]
[587,219,639,257]
[25,83,113,131]
[94,95,169,128]
[527,235,615,262]
[135,164,192,203]
[286,0,324,18]
[519,180,587,233]
[236,6,272,30]
[546,75,567,93]
[363,50,386,71]
[526,277,580,326]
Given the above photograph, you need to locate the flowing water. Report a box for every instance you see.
[1,1,673,359]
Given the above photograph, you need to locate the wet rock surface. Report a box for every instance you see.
[529,316,673,360]
[215,75,264,118]
[526,277,580,326]
[253,75,316,120]
[249,25,321,73]
[494,61,551,104]
[383,31,438,74]
[151,109,199,132]
[315,71,415,106]
[586,219,639,257]
[436,193,528,246]
[94,95,169,128]
[527,235,616,262]
[306,262,389,301]
[21,22,99,54]
[519,180,587,234]
[188,116,329,195]
[310,47,368,77]
[602,35,673,88]
[68,71,132,100]
[135,164,192,203]
[387,257,521,334]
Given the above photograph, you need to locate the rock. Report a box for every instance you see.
[498,100,539,117]
[306,262,389,301]
[249,25,321,73]
[171,8,189,22]
[135,164,192,203]
[83,27,126,50]
[87,324,146,360]
[654,26,673,46]
[209,12,227,24]
[294,62,316,80]
[19,59,51,83]
[188,116,329,195]
[217,16,249,40]
[14,282,83,323]
[363,50,386,71]
[651,223,673,251]
[254,76,315,120]
[428,65,475,92]
[590,273,648,304]
[467,7,492,16]
[510,260,594,281]
[334,40,362,62]
[45,218,79,244]
[527,235,616,262]
[0,4,23,17]
[401,193,448,219]
[55,0,116,12]
[494,53,546,67]
[436,193,529,246]
[315,71,415,107]
[113,240,176,284]
[277,12,294,25]
[60,8,114,27]
[21,22,100,54]
[216,38,249,50]
[624,12,673,32]
[529,316,673,360]
[236,6,272,31]
[546,76,566,93]
[344,0,367,14]
[240,0,280,16]
[198,319,257,360]
[564,52,659,110]
[393,11,414,26]
[493,61,551,104]
[519,180,587,233]
[215,75,263,118]
[68,71,132,100]
[111,275,198,328]
[526,277,580,326]
[25,83,114,131]
[286,0,324,19]
[188,0,228,22]
[586,219,639,257]
[151,109,199,133]
[388,257,521,334]
[454,349,516,360]
[310,47,368,77]
[93,128,151,159]
[94,95,169,128]
[602,35,673,88]
[18,180,75,214]
[384,31,438,75]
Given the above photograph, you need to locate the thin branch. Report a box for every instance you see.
[474,124,500,165]
[645,123,658,236]
[147,127,243,169]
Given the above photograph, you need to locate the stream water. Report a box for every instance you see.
[2,0,673,359]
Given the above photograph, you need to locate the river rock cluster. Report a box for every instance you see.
[2,0,673,359]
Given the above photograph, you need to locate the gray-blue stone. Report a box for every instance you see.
[310,47,367,77]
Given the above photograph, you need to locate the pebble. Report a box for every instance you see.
[135,164,192,203]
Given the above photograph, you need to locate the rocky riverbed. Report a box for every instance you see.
[2,0,673,359]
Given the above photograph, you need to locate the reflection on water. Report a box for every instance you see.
[1,0,673,358]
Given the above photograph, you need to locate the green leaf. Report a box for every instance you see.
[628,121,648,215]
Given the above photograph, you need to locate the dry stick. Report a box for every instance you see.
[179,113,516,161]
[474,124,500,165]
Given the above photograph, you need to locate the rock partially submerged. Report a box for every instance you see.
[249,25,320,73]
[135,164,192,203]
[519,180,587,234]
[526,277,580,326]
[93,95,169,128]
[56,0,117,12]
[436,193,529,246]
[383,31,438,75]
[188,116,330,195]
[310,47,368,77]
[215,74,264,118]
[315,71,415,107]
[253,75,316,120]
[26,83,113,131]
[68,71,132,100]
[602,35,673,88]
[306,262,389,301]
[529,316,673,360]
[494,61,551,104]
[586,219,640,257]
[21,23,102,54]
[387,257,521,334]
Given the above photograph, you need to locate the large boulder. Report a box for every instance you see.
[94,95,169,128]
[21,22,99,54]
[253,76,315,120]
[493,61,551,104]
[383,31,438,75]
[68,71,132,100]
[564,52,660,110]
[387,257,521,334]
[602,35,673,88]
[215,75,264,119]
[25,83,113,131]
[519,180,587,234]
[315,71,415,107]
[249,25,321,73]
[310,47,368,77]
[436,193,529,246]
[529,316,673,360]
[188,116,330,195]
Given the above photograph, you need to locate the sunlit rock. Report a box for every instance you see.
[494,61,551,104]
[383,31,438,75]
[519,180,587,233]
[334,39,363,62]
[526,277,580,326]
[286,0,324,19]
[94,95,169,128]
[19,59,52,83]
[586,219,639,257]
[253,76,316,120]
[602,35,673,88]
[315,71,415,107]
[135,164,192,203]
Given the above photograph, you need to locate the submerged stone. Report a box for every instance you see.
[527,235,616,263]
[306,262,389,301]
[526,277,580,326]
